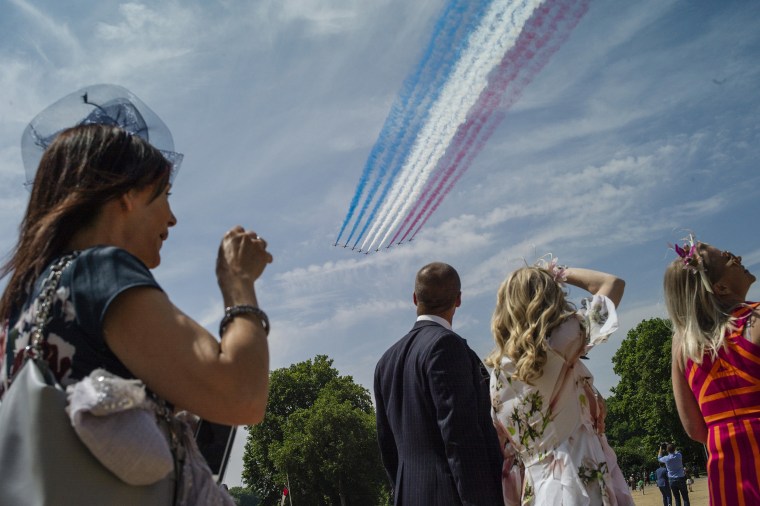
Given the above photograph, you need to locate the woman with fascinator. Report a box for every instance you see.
[486,259,633,506]
[0,85,271,505]
[664,236,760,505]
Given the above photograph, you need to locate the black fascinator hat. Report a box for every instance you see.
[21,84,183,187]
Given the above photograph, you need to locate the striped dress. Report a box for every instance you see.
[685,302,760,506]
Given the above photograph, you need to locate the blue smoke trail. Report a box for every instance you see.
[335,0,490,248]
[341,0,477,247]
[347,0,491,249]
[367,0,540,251]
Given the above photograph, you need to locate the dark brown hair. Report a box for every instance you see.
[414,262,461,315]
[0,124,172,321]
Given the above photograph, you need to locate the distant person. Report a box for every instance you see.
[656,462,672,506]
[487,260,633,505]
[658,444,690,506]
[374,262,502,505]
[664,236,760,504]
[684,467,694,492]
[637,478,645,494]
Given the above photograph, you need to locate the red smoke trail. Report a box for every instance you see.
[384,5,542,249]
[387,154,447,246]
[397,0,589,244]
[393,0,564,244]
[406,0,589,243]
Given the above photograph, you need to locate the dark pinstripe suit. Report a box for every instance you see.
[374,320,503,506]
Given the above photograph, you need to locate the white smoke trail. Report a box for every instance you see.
[362,0,543,251]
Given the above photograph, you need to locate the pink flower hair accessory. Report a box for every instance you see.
[535,254,568,285]
[668,234,714,294]
[671,241,699,273]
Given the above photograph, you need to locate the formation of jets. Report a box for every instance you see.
[332,240,412,254]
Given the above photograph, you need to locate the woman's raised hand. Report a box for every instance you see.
[216,226,273,305]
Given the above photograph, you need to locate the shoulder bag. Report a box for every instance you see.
[0,255,179,506]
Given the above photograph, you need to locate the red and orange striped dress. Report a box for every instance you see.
[685,302,760,505]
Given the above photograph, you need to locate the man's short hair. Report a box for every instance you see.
[667,443,676,454]
[415,262,461,315]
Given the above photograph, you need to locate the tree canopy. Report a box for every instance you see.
[227,486,259,506]
[605,318,706,475]
[242,355,387,505]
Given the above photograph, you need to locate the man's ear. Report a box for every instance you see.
[413,292,418,307]
[455,291,462,308]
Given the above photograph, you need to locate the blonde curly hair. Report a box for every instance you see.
[486,266,576,384]
[663,242,738,364]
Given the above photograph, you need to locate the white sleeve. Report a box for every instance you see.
[579,294,619,349]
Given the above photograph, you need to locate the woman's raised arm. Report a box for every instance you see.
[564,267,625,307]
[103,226,272,425]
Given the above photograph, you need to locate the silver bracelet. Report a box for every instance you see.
[219,305,270,337]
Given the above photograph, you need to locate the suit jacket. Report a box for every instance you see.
[374,320,503,506]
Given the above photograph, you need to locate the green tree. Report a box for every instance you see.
[227,486,259,506]
[605,318,706,472]
[242,355,387,505]
[613,445,648,477]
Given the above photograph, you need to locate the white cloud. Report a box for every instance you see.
[742,248,760,270]
[97,3,172,40]
[7,0,84,61]
[277,0,360,36]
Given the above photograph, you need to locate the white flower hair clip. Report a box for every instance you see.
[535,254,568,286]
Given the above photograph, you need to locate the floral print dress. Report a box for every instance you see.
[490,295,633,506]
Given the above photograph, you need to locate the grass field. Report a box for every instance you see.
[632,476,708,506]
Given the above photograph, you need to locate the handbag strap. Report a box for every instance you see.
[18,252,185,505]
[23,253,78,362]
[22,252,176,422]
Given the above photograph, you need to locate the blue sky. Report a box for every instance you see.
[2,0,759,488]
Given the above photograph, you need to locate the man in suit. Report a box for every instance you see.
[374,262,503,505]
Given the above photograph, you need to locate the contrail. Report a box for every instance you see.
[336,0,589,253]
[390,0,565,246]
[362,0,541,251]
[404,0,589,243]
[347,0,490,249]
[353,0,503,251]
[336,0,487,247]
